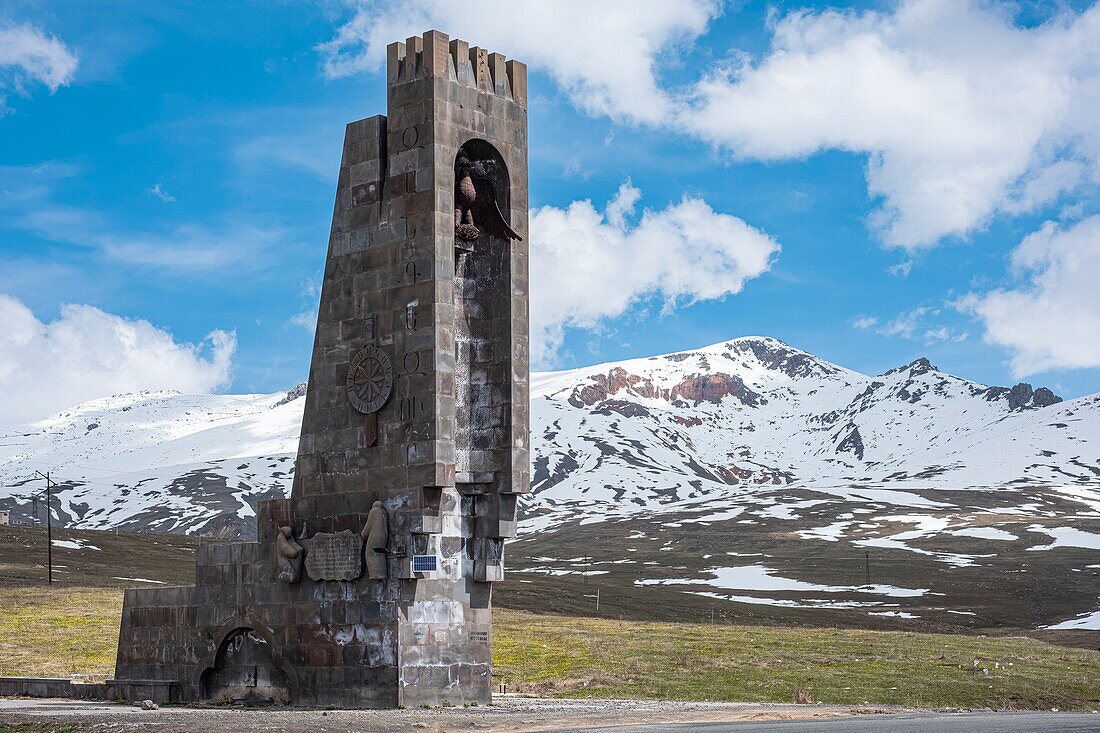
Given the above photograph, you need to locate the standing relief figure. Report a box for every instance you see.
[361,501,389,580]
[276,525,304,583]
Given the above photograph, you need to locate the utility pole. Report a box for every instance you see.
[34,470,53,585]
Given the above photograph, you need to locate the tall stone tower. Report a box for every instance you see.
[112,30,528,708]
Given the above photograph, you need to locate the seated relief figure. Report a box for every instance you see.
[275,526,304,583]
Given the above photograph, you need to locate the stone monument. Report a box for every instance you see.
[111,30,529,707]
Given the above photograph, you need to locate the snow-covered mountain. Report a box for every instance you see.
[0,391,301,536]
[529,337,1096,528]
[0,336,1095,537]
[4,337,1098,629]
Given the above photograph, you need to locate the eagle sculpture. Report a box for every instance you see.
[454,161,522,242]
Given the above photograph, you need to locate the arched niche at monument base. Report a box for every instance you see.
[199,628,290,706]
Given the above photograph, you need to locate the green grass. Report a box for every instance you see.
[0,588,121,681]
[494,609,1100,711]
[1,588,1096,710]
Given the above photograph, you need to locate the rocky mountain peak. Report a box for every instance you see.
[566,366,763,408]
[978,382,1062,410]
[872,358,1066,413]
[882,357,938,380]
[720,336,845,380]
[274,381,308,408]
[1008,383,1062,410]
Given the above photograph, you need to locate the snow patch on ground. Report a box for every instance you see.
[1042,609,1100,630]
[947,527,1018,541]
[51,539,100,551]
[637,564,927,598]
[1026,526,1100,551]
[854,515,993,567]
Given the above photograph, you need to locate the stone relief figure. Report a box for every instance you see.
[361,501,389,580]
[275,526,304,583]
[454,154,522,243]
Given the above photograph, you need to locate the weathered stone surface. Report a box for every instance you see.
[305,530,364,581]
[112,28,528,709]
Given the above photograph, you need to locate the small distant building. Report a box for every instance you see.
[0,511,9,526]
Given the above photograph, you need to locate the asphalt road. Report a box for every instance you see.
[558,712,1100,733]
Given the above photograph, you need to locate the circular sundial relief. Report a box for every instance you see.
[346,346,394,414]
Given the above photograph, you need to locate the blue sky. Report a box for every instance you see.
[2,0,1100,421]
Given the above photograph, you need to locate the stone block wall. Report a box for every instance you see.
[112,30,528,708]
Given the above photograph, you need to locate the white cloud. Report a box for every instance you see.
[923,326,968,345]
[289,310,316,330]
[288,278,321,331]
[1,164,286,272]
[958,216,1100,376]
[22,207,285,271]
[680,1,1100,249]
[95,222,287,271]
[318,0,719,124]
[0,294,235,423]
[878,305,967,344]
[852,315,878,330]
[888,260,913,278]
[529,182,779,366]
[235,130,338,182]
[319,2,1100,250]
[0,23,78,111]
[146,182,175,203]
[923,326,950,343]
[882,306,933,340]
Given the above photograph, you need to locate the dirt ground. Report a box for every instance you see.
[0,696,905,732]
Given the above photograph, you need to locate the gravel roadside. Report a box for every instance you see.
[0,696,902,732]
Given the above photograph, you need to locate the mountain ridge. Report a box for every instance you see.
[3,335,1097,629]
[0,335,1090,538]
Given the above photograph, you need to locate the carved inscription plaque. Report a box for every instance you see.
[305,530,363,581]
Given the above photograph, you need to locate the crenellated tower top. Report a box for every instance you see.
[386,30,527,108]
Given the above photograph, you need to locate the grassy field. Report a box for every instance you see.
[494,611,1100,711]
[0,588,121,681]
[1,586,1097,711]
[4,523,1099,648]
